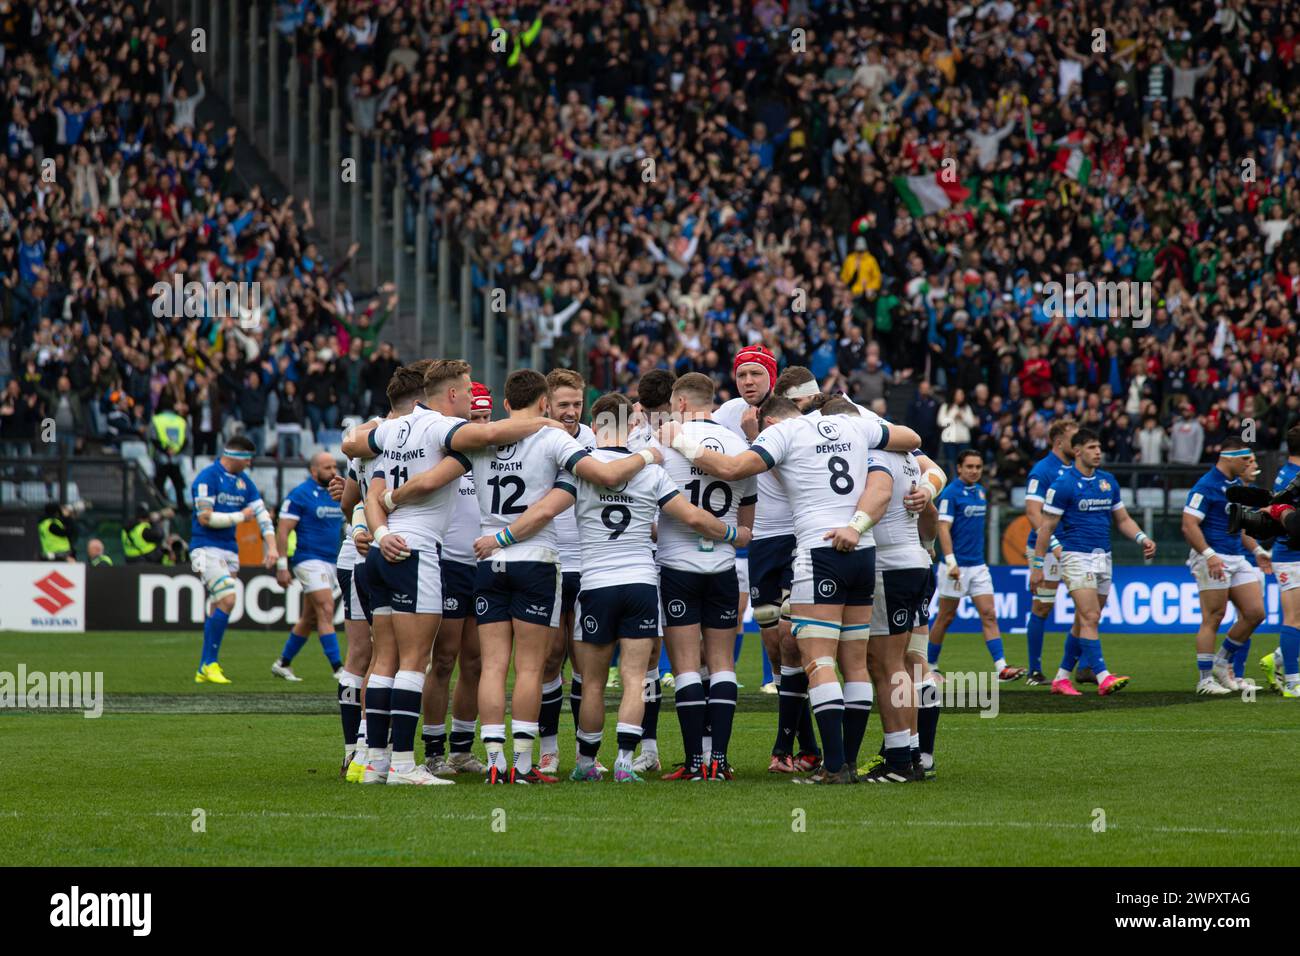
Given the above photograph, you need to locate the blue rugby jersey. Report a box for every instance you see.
[191,461,263,551]
[1042,466,1123,554]
[1272,461,1300,563]
[280,477,345,565]
[936,479,987,566]
[1183,465,1245,557]
[1024,450,1071,549]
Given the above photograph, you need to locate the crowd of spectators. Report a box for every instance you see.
[0,0,400,465]
[5,0,1300,500]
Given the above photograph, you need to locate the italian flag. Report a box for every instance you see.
[1051,132,1092,184]
[893,172,970,217]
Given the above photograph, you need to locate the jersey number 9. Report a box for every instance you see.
[601,505,631,539]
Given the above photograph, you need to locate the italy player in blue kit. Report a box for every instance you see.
[272,452,346,682]
[1180,438,1268,696]
[1020,419,1077,685]
[1032,429,1156,697]
[929,450,1026,681]
[189,434,278,683]
[1262,424,1300,698]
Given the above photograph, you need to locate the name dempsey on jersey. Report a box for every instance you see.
[816,441,854,455]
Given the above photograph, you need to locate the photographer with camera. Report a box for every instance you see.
[38,503,78,562]
[122,507,175,564]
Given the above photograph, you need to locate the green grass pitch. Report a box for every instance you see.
[1,628,1295,866]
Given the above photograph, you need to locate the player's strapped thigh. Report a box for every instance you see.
[293,558,337,594]
[364,546,442,615]
[440,559,476,620]
[1188,552,1256,592]
[735,556,750,597]
[574,583,660,646]
[1026,546,1062,601]
[560,571,582,618]
[748,534,796,607]
[474,559,562,628]
[870,568,932,636]
[790,545,876,606]
[192,547,239,600]
[660,565,740,630]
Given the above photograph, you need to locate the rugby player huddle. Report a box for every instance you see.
[328,345,948,786]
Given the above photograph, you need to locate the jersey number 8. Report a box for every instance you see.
[827,456,854,495]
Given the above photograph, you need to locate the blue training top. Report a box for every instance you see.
[1042,465,1123,554]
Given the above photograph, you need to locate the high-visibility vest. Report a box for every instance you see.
[122,521,158,560]
[151,411,188,455]
[38,518,71,559]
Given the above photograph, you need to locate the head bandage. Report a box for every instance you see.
[784,380,820,399]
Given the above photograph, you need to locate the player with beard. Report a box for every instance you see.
[539,369,597,775]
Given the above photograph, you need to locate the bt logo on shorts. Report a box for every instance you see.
[749,586,759,601]
[668,599,686,618]
[475,597,489,617]
[892,608,910,628]
[583,615,598,634]
[444,597,459,612]
[818,579,838,598]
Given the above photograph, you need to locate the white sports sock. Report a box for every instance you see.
[1055,668,1072,682]
[367,745,390,770]
[641,738,658,757]
[909,733,919,750]
[1096,669,1111,684]
[390,750,415,773]
[994,658,1007,671]
[539,735,558,754]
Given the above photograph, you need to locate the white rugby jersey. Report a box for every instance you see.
[554,423,596,572]
[867,449,931,570]
[627,419,655,452]
[368,404,471,551]
[653,419,756,573]
[572,448,681,589]
[440,473,479,565]
[337,418,383,570]
[336,449,373,572]
[750,413,889,552]
[717,395,794,539]
[471,425,589,562]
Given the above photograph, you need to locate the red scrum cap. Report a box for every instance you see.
[470,382,492,412]
[733,344,777,389]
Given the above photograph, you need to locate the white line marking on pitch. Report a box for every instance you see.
[2,809,1295,837]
